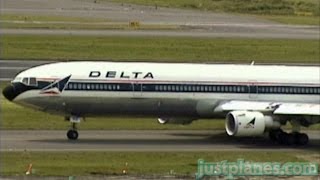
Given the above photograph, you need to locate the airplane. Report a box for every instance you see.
[2,61,320,145]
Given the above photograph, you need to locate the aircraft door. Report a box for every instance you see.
[132,82,142,97]
[248,81,258,99]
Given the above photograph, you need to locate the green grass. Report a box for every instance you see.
[1,151,314,176]
[112,0,319,16]
[261,15,320,25]
[105,0,320,25]
[107,0,319,15]
[1,35,319,63]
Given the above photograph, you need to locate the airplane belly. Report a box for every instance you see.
[61,97,199,117]
[14,91,199,117]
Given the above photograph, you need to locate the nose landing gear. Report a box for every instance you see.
[66,116,81,140]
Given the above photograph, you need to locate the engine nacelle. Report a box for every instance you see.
[225,111,280,137]
[157,117,195,125]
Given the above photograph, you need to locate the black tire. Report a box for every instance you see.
[269,129,283,142]
[67,130,79,140]
[279,131,289,145]
[295,133,309,146]
[286,133,295,145]
[269,130,277,142]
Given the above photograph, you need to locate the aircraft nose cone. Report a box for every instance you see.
[2,84,16,101]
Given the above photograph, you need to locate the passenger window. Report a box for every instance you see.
[289,87,293,93]
[306,88,309,93]
[192,86,196,92]
[241,87,245,92]
[310,88,314,94]
[184,86,188,91]
[232,86,236,92]
[163,85,167,91]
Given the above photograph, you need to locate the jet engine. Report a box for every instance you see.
[157,117,195,125]
[225,111,280,137]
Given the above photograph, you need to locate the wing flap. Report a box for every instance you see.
[274,103,320,115]
[217,101,279,112]
[217,100,320,116]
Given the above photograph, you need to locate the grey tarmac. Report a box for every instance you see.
[0,60,54,81]
[1,130,319,152]
[2,28,318,39]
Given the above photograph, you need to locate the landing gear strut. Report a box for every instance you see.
[66,116,81,140]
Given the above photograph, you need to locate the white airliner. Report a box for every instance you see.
[3,61,320,145]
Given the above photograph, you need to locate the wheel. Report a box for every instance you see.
[269,130,277,142]
[67,130,79,140]
[278,131,289,145]
[295,133,309,145]
[269,129,283,142]
[285,133,295,145]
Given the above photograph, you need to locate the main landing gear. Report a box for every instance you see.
[269,120,309,146]
[269,129,309,145]
[66,116,81,140]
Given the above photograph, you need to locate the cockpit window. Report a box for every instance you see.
[22,78,29,85]
[21,77,38,86]
[29,77,37,86]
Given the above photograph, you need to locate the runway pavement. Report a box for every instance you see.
[2,28,318,39]
[1,130,319,152]
[0,60,53,81]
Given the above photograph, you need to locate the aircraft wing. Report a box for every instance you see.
[216,100,320,116]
